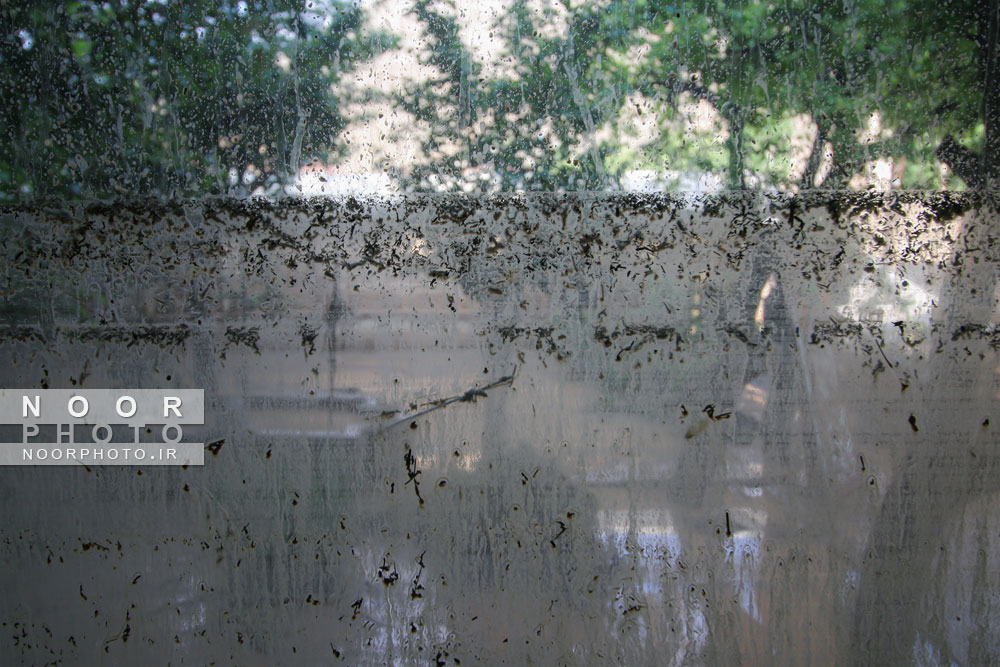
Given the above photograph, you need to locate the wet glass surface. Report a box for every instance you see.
[1,193,998,664]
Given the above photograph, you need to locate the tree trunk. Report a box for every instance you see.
[728,113,746,189]
[935,1,999,188]
[801,123,827,190]
[979,0,1000,182]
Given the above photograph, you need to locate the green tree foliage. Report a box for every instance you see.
[608,0,985,189]
[0,0,993,197]
[0,0,373,199]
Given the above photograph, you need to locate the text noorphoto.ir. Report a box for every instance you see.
[0,389,205,466]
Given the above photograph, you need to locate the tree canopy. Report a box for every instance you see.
[0,0,993,199]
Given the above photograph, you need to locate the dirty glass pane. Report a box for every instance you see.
[2,0,999,665]
[2,193,999,664]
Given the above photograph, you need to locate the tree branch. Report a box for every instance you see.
[651,76,722,109]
